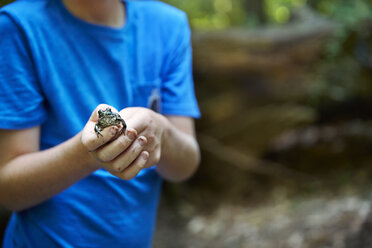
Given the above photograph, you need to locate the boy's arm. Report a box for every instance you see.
[156,115,200,182]
[0,126,96,211]
[0,105,147,212]
[117,108,200,182]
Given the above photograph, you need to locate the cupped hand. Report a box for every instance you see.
[80,104,150,180]
[119,107,168,169]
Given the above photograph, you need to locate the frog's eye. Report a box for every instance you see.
[98,110,103,117]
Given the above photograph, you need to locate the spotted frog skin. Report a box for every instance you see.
[94,108,126,137]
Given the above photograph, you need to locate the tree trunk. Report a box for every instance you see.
[245,0,266,24]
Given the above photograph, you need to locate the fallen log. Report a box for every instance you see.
[192,7,336,75]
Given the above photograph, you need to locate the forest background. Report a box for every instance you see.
[1,0,372,247]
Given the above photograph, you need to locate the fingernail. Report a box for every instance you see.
[127,131,136,140]
[141,152,149,160]
[138,137,147,146]
[109,127,117,136]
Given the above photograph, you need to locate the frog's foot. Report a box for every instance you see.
[94,125,103,138]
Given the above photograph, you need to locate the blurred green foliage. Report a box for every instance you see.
[162,0,309,29]
[265,0,307,23]
[161,0,246,29]
[163,0,372,31]
[317,0,372,58]
[161,0,372,108]
[307,0,372,107]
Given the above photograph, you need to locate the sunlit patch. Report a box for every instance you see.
[274,6,290,23]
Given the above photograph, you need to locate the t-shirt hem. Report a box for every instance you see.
[161,107,201,119]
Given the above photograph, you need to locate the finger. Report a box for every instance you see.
[94,128,137,162]
[82,126,120,152]
[84,119,124,143]
[110,151,149,180]
[143,148,161,169]
[120,109,152,135]
[104,136,147,172]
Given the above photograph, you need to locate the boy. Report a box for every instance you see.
[0,0,200,247]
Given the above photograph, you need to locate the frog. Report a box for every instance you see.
[94,108,126,137]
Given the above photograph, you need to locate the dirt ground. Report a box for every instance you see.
[154,122,372,248]
[154,168,372,248]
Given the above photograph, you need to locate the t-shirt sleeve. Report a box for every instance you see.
[160,12,201,118]
[0,13,46,129]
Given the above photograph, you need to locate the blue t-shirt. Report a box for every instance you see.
[0,0,200,247]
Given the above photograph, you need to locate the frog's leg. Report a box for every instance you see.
[120,119,127,133]
[94,125,103,137]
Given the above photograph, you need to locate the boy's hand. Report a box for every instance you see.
[81,104,149,180]
[118,107,168,170]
